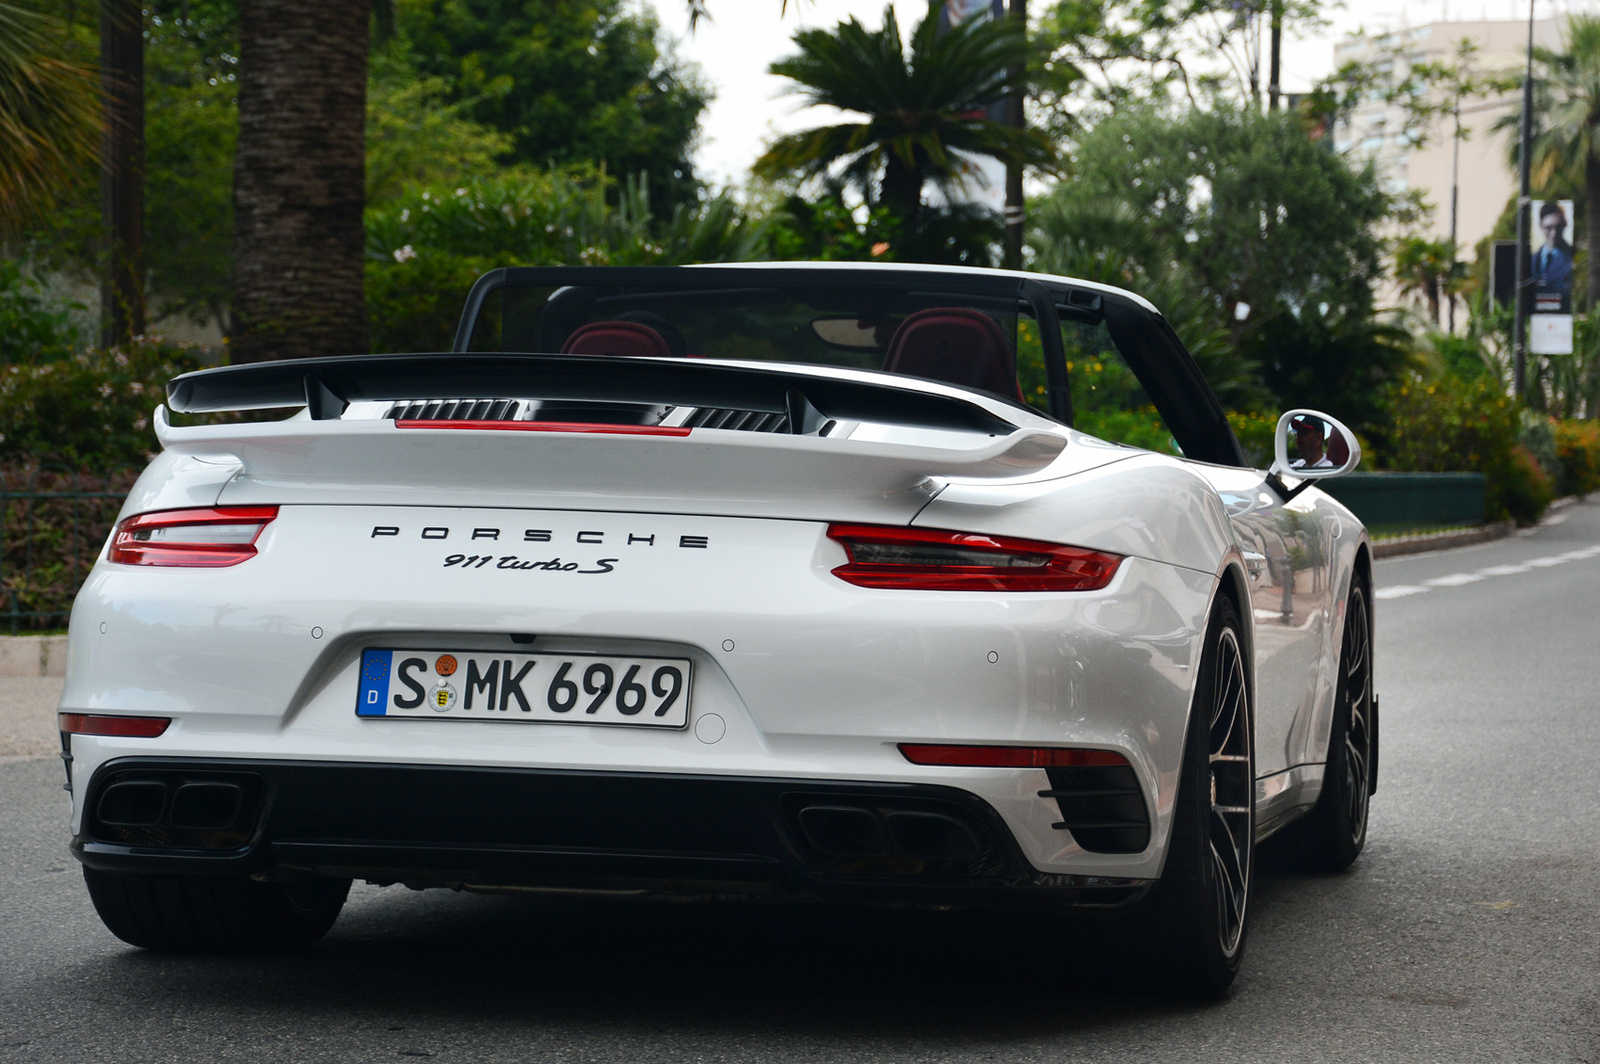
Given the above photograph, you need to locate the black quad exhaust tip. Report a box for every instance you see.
[798,806,891,857]
[169,782,244,830]
[883,810,981,861]
[96,780,168,827]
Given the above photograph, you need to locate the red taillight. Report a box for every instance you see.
[60,713,171,738]
[899,744,1130,768]
[826,524,1122,592]
[395,420,691,436]
[109,506,278,567]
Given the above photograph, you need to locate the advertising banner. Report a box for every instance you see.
[1529,199,1574,354]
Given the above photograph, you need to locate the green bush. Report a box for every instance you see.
[1498,445,1555,524]
[1227,410,1279,468]
[0,259,85,365]
[365,169,770,352]
[1554,420,1600,497]
[0,340,205,468]
[1378,373,1549,524]
[1,463,140,631]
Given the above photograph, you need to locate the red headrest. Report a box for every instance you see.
[561,321,672,359]
[1327,429,1351,467]
[882,308,1021,399]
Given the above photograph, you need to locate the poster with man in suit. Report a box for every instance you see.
[1530,199,1575,355]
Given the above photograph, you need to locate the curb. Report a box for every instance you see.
[0,634,67,678]
[1371,496,1581,559]
[1372,521,1513,559]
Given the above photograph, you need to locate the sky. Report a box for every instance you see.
[644,0,1600,188]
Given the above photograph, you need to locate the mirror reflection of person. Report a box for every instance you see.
[1290,414,1334,469]
[1534,202,1574,294]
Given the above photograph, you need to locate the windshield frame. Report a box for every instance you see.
[453,266,1072,423]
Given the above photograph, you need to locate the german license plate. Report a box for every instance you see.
[357,649,691,728]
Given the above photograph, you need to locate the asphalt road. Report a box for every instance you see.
[2,504,1597,1063]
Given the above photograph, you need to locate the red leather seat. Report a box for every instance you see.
[561,321,673,359]
[882,308,1021,399]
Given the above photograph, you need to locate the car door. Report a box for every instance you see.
[1190,466,1337,778]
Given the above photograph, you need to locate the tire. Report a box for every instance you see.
[1273,579,1375,872]
[1132,594,1254,998]
[83,868,350,953]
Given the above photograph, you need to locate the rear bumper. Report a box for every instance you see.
[72,757,1149,909]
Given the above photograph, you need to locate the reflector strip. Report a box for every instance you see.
[899,744,1130,768]
[395,419,692,436]
[827,523,1123,592]
[60,713,171,738]
[109,506,278,567]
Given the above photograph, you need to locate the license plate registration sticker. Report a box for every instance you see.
[357,649,691,728]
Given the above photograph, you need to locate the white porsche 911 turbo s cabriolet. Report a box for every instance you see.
[60,263,1375,995]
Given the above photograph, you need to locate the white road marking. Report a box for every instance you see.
[1376,542,1600,602]
[1426,573,1485,587]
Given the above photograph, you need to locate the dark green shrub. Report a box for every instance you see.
[1378,373,1549,523]
[0,259,85,365]
[1495,446,1555,524]
[1554,420,1600,497]
[0,463,140,632]
[0,340,204,468]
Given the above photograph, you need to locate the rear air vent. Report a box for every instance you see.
[684,407,790,433]
[387,398,523,421]
[1040,765,1151,854]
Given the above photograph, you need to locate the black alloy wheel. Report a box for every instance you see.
[1131,594,1254,997]
[1273,579,1374,871]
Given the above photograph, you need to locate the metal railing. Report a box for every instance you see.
[0,465,139,634]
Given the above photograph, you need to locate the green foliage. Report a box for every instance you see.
[1501,446,1556,523]
[0,462,141,631]
[0,258,83,364]
[1554,419,1600,496]
[0,1,100,235]
[0,340,204,467]
[755,4,1052,254]
[1064,103,1390,332]
[1034,103,1398,423]
[366,42,514,204]
[1248,307,1412,434]
[1027,192,1267,412]
[144,5,240,328]
[1377,372,1549,523]
[365,169,770,351]
[1227,410,1279,468]
[395,0,709,210]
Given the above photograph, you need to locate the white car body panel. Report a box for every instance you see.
[62,263,1373,935]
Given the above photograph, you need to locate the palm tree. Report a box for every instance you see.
[1512,15,1600,311]
[754,4,1052,247]
[0,2,98,236]
[230,0,372,362]
[1393,236,1456,327]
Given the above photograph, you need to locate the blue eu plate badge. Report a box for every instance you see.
[357,649,393,716]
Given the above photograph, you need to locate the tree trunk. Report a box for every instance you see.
[881,154,923,253]
[100,0,144,347]
[1002,0,1026,270]
[232,0,369,362]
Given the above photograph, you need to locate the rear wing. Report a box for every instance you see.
[165,352,1027,437]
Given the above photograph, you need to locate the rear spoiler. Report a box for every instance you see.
[166,352,1025,437]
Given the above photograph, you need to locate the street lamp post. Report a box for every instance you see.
[1512,0,1535,400]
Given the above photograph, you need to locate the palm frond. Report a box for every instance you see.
[0,1,99,235]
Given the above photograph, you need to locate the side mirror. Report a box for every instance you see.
[1269,409,1361,479]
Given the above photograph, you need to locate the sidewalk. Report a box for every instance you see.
[0,677,62,761]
